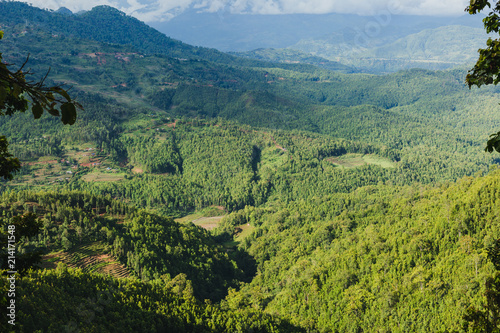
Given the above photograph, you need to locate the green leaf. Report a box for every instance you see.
[485,132,500,152]
[50,87,71,102]
[12,83,22,97]
[61,102,77,125]
[32,103,43,119]
[0,84,7,103]
[47,107,59,117]
[46,92,55,102]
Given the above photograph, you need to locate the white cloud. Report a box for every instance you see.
[221,0,471,16]
[19,0,472,22]
[25,0,121,13]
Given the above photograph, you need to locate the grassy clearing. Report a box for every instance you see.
[327,153,396,169]
[175,206,226,230]
[131,167,144,174]
[234,223,255,241]
[222,224,256,249]
[174,212,204,224]
[362,154,396,168]
[191,216,224,230]
[327,154,365,168]
[82,171,125,182]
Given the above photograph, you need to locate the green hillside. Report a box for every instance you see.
[226,169,500,331]
[1,26,497,192]
[231,48,355,73]
[2,2,500,332]
[0,1,329,73]
[0,190,250,300]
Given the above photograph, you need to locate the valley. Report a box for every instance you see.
[1,2,500,332]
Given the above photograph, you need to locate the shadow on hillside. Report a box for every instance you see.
[230,247,258,283]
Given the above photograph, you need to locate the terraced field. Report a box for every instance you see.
[41,242,130,278]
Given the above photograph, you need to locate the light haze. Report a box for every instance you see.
[20,0,470,22]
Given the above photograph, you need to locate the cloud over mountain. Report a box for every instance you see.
[23,0,470,22]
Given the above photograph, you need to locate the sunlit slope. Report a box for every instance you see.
[224,169,500,332]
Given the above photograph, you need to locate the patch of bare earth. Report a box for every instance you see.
[166,119,178,129]
[132,167,143,173]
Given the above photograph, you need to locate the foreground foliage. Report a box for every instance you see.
[0,265,302,333]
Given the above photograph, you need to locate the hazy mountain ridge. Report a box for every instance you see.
[292,24,491,72]
[230,48,355,73]
[151,7,488,72]
[2,1,487,74]
[151,8,483,52]
[366,25,489,63]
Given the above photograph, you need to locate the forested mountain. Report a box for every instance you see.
[0,1,329,71]
[1,1,500,332]
[0,2,194,58]
[5,266,301,332]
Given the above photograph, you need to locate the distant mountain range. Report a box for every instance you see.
[5,1,489,73]
[230,48,356,73]
[0,2,351,73]
[150,9,484,51]
[290,25,492,72]
[151,9,489,72]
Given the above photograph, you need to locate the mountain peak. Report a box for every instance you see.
[55,7,73,15]
[85,5,127,16]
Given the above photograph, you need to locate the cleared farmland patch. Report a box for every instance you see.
[82,171,125,182]
[327,153,395,169]
[175,206,226,230]
[41,242,131,279]
[191,216,224,230]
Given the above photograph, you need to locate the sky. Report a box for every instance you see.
[22,0,471,22]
